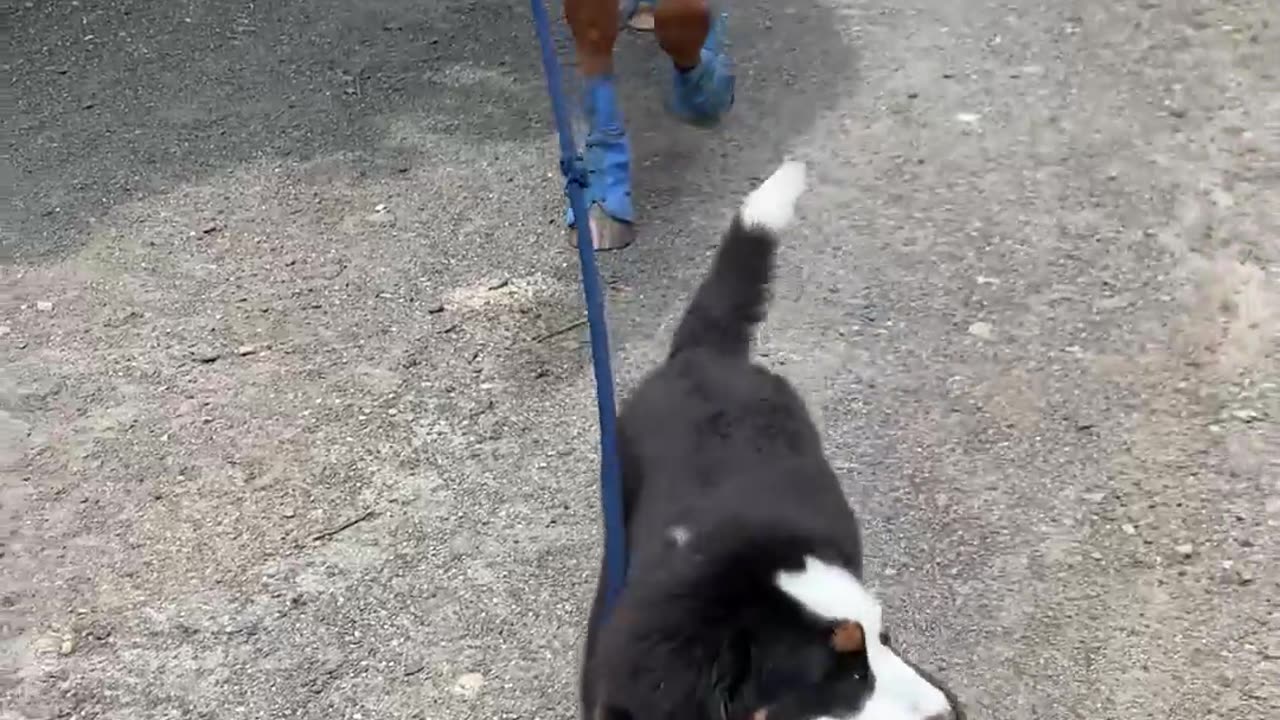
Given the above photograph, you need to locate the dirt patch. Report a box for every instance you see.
[0,147,597,719]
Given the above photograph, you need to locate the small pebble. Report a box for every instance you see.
[967,321,994,340]
[453,672,485,697]
[0,325,10,337]
[367,208,397,227]
[1226,566,1255,586]
[487,277,510,291]
[192,349,222,364]
[36,301,54,312]
[1121,524,1137,536]
[1174,543,1195,560]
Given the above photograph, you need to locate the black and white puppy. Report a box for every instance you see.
[580,162,962,720]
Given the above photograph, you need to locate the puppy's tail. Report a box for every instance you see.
[669,160,807,359]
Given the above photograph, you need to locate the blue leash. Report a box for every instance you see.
[527,0,629,619]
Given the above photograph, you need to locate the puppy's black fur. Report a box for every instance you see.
[579,198,883,720]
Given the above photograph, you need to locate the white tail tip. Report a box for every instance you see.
[740,160,808,231]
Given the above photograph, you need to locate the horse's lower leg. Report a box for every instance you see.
[654,0,711,71]
[565,0,619,78]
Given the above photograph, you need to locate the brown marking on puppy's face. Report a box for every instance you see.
[830,621,865,654]
[752,709,768,720]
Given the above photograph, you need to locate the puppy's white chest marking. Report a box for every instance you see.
[666,525,693,547]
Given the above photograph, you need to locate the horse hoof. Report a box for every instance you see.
[569,205,635,251]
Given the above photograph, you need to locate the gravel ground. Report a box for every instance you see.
[2,1,1278,719]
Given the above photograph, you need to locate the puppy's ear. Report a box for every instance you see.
[830,622,865,653]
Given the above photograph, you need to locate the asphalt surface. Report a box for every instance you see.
[3,1,1278,719]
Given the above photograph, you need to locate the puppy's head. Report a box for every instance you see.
[592,535,961,720]
[760,555,963,720]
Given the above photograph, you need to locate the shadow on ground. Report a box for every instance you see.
[7,0,543,261]
[7,0,854,267]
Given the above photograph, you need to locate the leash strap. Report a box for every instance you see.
[528,0,629,619]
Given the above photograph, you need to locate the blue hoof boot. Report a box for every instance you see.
[666,11,735,126]
[565,76,634,235]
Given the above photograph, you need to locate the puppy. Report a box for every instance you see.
[580,162,962,720]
